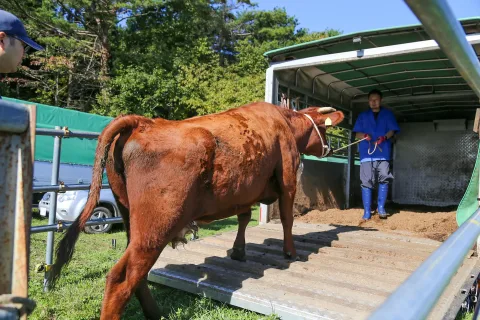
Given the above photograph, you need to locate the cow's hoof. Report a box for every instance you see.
[230,247,246,262]
[283,251,299,261]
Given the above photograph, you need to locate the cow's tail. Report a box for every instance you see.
[50,115,145,288]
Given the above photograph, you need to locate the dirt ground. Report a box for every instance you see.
[296,204,458,242]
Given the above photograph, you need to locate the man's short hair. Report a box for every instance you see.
[368,89,383,99]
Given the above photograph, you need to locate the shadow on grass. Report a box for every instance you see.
[198,217,240,232]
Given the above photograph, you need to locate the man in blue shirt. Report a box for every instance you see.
[352,89,400,220]
[0,9,44,96]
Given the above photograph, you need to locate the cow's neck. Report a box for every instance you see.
[279,109,314,153]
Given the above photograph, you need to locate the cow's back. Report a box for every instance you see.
[120,102,295,213]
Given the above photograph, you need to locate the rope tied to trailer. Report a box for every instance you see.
[0,294,36,317]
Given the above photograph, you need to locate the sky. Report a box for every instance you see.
[251,0,480,34]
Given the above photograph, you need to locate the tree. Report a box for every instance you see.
[0,1,342,119]
[0,0,158,110]
[0,0,103,109]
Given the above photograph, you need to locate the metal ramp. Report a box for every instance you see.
[148,222,479,320]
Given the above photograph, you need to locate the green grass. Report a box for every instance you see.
[28,206,279,320]
[456,311,474,320]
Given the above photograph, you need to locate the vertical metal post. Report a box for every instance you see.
[43,126,62,291]
[12,106,35,320]
[264,67,274,103]
[345,107,356,209]
[0,101,34,319]
[0,137,17,297]
[286,88,290,109]
[261,67,278,224]
[477,139,480,256]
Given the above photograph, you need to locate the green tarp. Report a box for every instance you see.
[456,140,480,227]
[4,97,359,167]
[3,97,113,166]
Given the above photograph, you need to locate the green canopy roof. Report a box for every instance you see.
[265,17,480,122]
[264,17,480,61]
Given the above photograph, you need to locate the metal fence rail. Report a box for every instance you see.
[369,208,480,319]
[369,0,480,319]
[33,184,110,193]
[404,0,480,98]
[31,217,124,234]
[31,125,126,292]
[36,128,100,139]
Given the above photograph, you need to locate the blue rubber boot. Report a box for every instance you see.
[377,183,388,218]
[361,187,372,220]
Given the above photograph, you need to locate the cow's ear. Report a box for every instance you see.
[319,111,344,127]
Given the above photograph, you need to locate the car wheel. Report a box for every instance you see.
[84,206,113,234]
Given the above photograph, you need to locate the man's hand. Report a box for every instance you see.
[376,136,387,144]
[363,134,372,141]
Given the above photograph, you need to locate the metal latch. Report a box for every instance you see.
[35,263,52,273]
[62,126,70,137]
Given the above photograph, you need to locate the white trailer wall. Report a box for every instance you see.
[392,120,478,206]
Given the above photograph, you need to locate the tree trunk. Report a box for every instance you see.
[67,72,72,108]
[54,73,59,105]
[99,32,110,81]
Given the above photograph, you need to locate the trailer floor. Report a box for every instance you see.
[148,222,478,320]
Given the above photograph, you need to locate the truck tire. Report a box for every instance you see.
[84,206,113,234]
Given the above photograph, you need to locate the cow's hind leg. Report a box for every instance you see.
[126,219,162,320]
[111,192,162,319]
[134,278,161,319]
[100,242,163,320]
[230,209,252,262]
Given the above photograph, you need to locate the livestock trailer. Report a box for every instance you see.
[148,3,480,320]
[260,16,480,225]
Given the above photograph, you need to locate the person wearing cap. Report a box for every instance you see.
[0,9,44,75]
[352,89,400,220]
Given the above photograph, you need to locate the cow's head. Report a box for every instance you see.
[296,107,345,158]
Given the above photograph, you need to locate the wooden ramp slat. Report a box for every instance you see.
[148,223,478,320]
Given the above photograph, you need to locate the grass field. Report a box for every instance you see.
[28,206,279,320]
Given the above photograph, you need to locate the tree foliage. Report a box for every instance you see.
[1,0,342,119]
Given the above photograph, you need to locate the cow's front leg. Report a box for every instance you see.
[230,209,252,262]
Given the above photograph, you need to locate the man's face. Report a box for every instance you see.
[368,93,382,112]
[0,32,25,73]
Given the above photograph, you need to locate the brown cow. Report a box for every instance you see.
[51,101,344,320]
